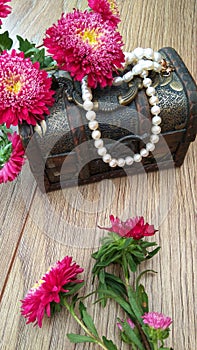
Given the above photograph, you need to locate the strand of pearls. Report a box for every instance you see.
[81,47,163,168]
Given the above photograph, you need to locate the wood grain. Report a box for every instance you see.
[1,0,197,349]
[0,167,36,296]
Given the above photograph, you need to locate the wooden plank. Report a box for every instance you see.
[0,165,36,296]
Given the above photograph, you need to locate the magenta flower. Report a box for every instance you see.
[99,215,157,240]
[0,0,11,25]
[142,312,172,330]
[88,0,120,28]
[44,9,124,88]
[0,132,25,183]
[0,50,54,127]
[21,256,84,327]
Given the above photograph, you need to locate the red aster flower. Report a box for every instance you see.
[21,256,84,327]
[142,312,172,330]
[99,215,156,240]
[0,0,11,26]
[0,132,25,183]
[44,10,124,88]
[0,50,54,127]
[88,0,120,28]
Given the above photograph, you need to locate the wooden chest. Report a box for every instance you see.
[19,47,197,193]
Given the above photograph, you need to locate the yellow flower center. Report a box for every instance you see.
[32,278,45,290]
[80,28,101,47]
[5,74,22,94]
[31,267,52,291]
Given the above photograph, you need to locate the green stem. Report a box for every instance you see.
[63,299,109,350]
[152,342,158,350]
[124,275,152,350]
[43,65,58,72]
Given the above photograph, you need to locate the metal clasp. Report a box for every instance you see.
[160,59,175,77]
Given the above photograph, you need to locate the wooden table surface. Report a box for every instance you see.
[0,0,196,349]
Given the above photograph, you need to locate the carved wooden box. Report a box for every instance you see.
[19,48,197,192]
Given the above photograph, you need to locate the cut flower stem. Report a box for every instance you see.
[63,298,110,350]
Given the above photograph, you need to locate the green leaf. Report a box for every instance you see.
[136,270,157,288]
[79,302,99,338]
[141,241,157,248]
[94,252,122,268]
[30,48,45,65]
[98,289,134,316]
[146,246,160,259]
[62,281,84,296]
[104,273,127,297]
[0,31,13,51]
[67,333,96,343]
[126,253,137,272]
[127,286,143,323]
[16,35,35,53]
[102,336,118,350]
[122,322,144,350]
[136,284,149,313]
[50,301,62,316]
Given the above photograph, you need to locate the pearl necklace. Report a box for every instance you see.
[81,47,164,168]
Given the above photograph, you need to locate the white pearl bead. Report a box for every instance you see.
[150,134,160,143]
[154,51,162,62]
[83,100,93,111]
[143,60,154,70]
[146,142,155,152]
[92,130,101,140]
[81,86,90,94]
[140,70,148,78]
[152,116,162,125]
[143,78,152,87]
[88,120,98,130]
[113,76,123,86]
[109,158,117,167]
[140,148,149,157]
[144,48,154,59]
[117,158,125,167]
[125,156,134,165]
[123,71,134,82]
[133,153,142,162]
[127,52,136,64]
[132,64,143,75]
[154,62,162,72]
[82,92,92,101]
[103,154,112,163]
[94,139,104,148]
[146,87,156,96]
[151,125,161,134]
[86,111,96,121]
[134,47,144,59]
[151,105,161,115]
[149,95,159,105]
[97,147,107,156]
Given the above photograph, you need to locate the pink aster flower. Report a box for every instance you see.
[0,0,11,26]
[21,256,84,327]
[88,0,120,28]
[99,215,157,240]
[142,312,172,330]
[0,132,25,183]
[0,50,54,127]
[44,10,124,88]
